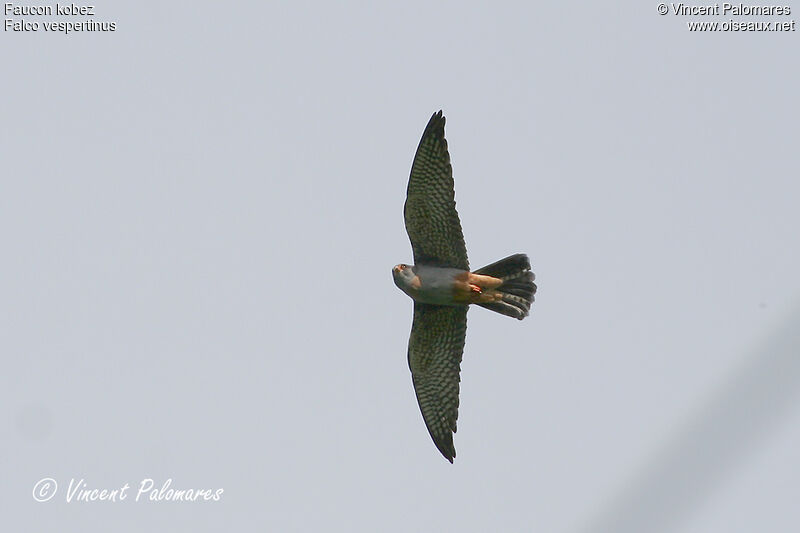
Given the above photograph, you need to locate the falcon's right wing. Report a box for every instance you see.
[407,302,468,463]
[404,111,469,271]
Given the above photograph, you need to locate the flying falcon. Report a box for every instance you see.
[393,110,536,463]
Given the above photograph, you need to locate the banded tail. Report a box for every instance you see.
[474,254,536,320]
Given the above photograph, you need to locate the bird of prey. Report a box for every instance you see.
[393,110,536,463]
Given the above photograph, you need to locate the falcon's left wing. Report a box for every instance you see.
[407,302,468,463]
[404,111,469,270]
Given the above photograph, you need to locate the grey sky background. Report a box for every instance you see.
[2,2,799,531]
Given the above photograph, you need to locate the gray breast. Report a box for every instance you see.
[412,265,467,306]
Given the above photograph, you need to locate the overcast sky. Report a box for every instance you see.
[3,2,799,531]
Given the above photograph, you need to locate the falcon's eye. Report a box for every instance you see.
[399,265,405,270]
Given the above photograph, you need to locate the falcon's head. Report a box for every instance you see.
[392,264,417,294]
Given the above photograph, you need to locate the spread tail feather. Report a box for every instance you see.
[475,253,536,320]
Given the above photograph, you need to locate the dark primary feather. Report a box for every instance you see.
[407,303,468,463]
[404,111,469,271]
